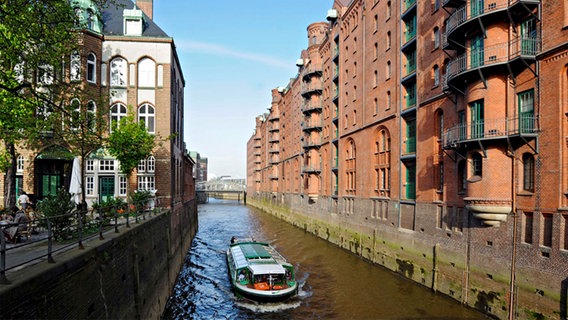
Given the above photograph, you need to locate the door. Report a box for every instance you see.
[99,177,115,203]
[520,18,537,55]
[41,174,60,197]
[471,0,484,17]
[458,110,466,141]
[406,118,416,154]
[470,100,484,139]
[519,90,534,133]
[470,34,484,68]
[405,163,416,200]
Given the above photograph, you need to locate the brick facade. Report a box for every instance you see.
[247,0,568,318]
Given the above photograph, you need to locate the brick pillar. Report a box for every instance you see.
[137,0,153,19]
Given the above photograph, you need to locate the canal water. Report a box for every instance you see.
[163,199,487,319]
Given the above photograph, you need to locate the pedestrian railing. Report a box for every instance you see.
[0,196,169,284]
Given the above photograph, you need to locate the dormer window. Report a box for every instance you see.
[124,8,144,36]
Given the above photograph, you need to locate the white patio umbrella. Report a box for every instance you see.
[69,157,82,205]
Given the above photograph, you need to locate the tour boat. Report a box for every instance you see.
[226,237,298,302]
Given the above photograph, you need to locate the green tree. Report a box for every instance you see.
[0,0,115,209]
[106,113,155,195]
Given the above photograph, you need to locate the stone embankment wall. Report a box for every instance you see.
[0,200,197,319]
[249,195,564,320]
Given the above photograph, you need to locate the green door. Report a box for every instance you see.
[520,18,537,55]
[41,174,61,197]
[470,101,484,139]
[471,0,484,17]
[99,177,115,203]
[458,111,466,141]
[406,119,416,154]
[519,90,534,133]
[405,164,416,200]
[470,34,484,68]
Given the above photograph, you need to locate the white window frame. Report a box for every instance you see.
[99,160,115,172]
[70,51,81,81]
[16,155,24,173]
[87,53,96,83]
[110,103,128,133]
[86,175,95,195]
[86,160,95,173]
[138,103,155,134]
[119,176,127,196]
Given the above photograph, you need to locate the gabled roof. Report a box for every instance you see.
[101,0,169,38]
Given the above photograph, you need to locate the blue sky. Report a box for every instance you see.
[152,0,332,180]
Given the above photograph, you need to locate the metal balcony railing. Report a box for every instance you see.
[446,0,539,38]
[442,115,538,148]
[445,37,541,83]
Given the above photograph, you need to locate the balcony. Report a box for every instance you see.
[268,123,280,132]
[268,133,279,142]
[302,64,323,81]
[466,198,512,226]
[268,111,280,121]
[302,137,322,149]
[445,0,540,44]
[302,119,322,132]
[444,37,540,91]
[268,145,280,154]
[301,82,323,97]
[302,101,323,114]
[401,0,416,19]
[443,115,539,149]
[302,165,321,174]
[442,0,465,8]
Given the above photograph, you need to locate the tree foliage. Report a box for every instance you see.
[0,0,116,208]
[107,114,155,178]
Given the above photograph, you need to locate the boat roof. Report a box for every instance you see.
[230,242,289,274]
[249,263,285,275]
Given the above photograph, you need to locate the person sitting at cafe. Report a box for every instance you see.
[3,207,29,243]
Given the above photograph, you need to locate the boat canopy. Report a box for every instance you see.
[239,243,272,259]
[230,246,250,270]
[249,263,286,275]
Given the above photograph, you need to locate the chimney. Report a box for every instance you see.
[136,0,153,19]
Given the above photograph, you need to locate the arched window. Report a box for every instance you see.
[110,57,127,87]
[138,58,155,87]
[433,27,440,49]
[87,53,96,83]
[375,129,391,195]
[472,152,483,177]
[433,65,440,86]
[110,103,127,132]
[70,98,81,131]
[87,100,96,130]
[458,160,467,193]
[346,139,356,193]
[138,103,155,134]
[523,153,535,192]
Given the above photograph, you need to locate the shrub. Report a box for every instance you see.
[36,189,77,241]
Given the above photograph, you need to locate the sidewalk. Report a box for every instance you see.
[1,213,159,281]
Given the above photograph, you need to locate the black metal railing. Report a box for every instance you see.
[0,196,168,283]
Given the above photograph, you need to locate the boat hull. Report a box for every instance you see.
[232,282,297,302]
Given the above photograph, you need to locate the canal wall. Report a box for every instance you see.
[0,200,198,319]
[249,194,565,320]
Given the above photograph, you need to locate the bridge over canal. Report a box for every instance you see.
[196,178,246,204]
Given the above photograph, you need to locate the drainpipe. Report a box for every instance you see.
[506,75,517,319]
